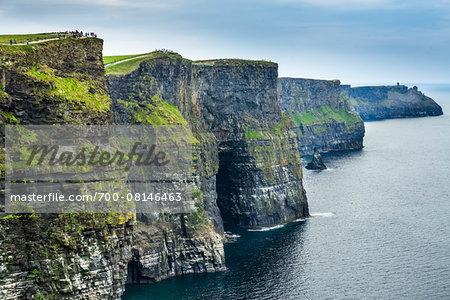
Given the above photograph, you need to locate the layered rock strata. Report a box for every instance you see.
[278,78,365,155]
[340,84,443,120]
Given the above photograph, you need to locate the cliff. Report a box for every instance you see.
[340,84,444,121]
[0,38,134,299]
[0,39,309,298]
[278,78,365,155]
[106,54,308,282]
[107,52,229,284]
[192,60,308,226]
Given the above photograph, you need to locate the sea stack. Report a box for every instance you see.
[306,152,327,170]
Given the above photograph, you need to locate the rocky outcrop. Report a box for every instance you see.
[305,152,327,170]
[0,40,310,298]
[107,56,309,227]
[278,78,365,155]
[0,38,134,299]
[107,53,227,284]
[0,214,133,300]
[340,84,443,121]
[0,38,111,126]
[192,60,308,227]
[106,55,309,283]
[127,218,225,284]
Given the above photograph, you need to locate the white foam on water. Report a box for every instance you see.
[247,217,308,231]
[293,218,307,222]
[227,234,241,238]
[247,224,286,232]
[310,212,335,217]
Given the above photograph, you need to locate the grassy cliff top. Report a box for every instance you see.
[289,104,362,126]
[348,84,411,91]
[103,53,150,64]
[279,77,340,84]
[0,36,101,57]
[0,38,102,68]
[0,33,60,44]
[105,55,153,75]
[193,59,277,67]
[105,51,184,75]
[104,51,276,75]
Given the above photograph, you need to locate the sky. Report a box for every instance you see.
[0,0,449,84]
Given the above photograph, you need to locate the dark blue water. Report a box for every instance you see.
[123,84,450,300]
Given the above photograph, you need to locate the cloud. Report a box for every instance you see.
[1,0,448,83]
[82,0,127,6]
[282,0,388,4]
[22,0,177,8]
[260,0,407,10]
[77,0,177,8]
[32,0,129,6]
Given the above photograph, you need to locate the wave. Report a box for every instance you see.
[247,224,286,232]
[247,218,307,232]
[224,232,241,238]
[310,212,335,217]
[293,218,307,222]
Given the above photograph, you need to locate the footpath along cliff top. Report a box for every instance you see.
[104,50,277,76]
[0,31,98,45]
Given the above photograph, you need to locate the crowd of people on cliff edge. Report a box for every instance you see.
[155,48,175,54]
[6,30,98,45]
[68,30,97,39]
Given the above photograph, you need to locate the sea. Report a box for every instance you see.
[122,84,450,300]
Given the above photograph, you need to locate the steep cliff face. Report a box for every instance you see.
[340,84,443,121]
[127,216,225,284]
[0,38,111,125]
[193,61,308,226]
[106,55,309,282]
[0,214,133,300]
[0,39,134,299]
[106,54,226,284]
[0,41,309,297]
[278,78,365,155]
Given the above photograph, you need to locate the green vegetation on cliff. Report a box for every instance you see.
[0,33,59,44]
[103,54,147,65]
[105,51,183,75]
[117,95,188,125]
[187,188,215,235]
[105,56,153,75]
[0,43,37,62]
[244,114,291,140]
[1,111,18,124]
[271,113,292,135]
[194,58,276,67]
[244,115,302,184]
[244,130,265,139]
[27,64,110,113]
[290,104,361,126]
[0,87,9,99]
